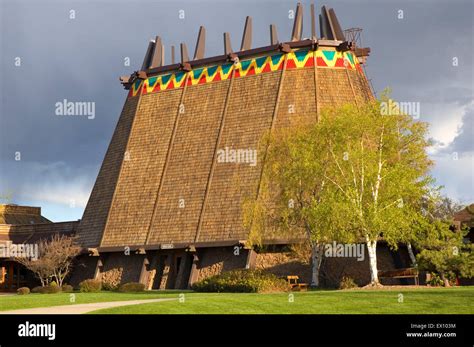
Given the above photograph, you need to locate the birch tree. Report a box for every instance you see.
[244,97,433,287]
[243,125,355,287]
[318,100,433,286]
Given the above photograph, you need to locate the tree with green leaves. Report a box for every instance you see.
[416,223,473,286]
[245,97,433,286]
[243,124,356,287]
[411,193,473,286]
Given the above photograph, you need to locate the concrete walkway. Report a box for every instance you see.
[0,298,175,314]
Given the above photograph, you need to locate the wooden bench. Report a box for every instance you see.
[378,267,419,285]
[287,275,308,291]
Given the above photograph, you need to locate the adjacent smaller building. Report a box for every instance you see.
[453,204,474,242]
[0,204,78,291]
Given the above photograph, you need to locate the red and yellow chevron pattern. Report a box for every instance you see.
[128,49,362,98]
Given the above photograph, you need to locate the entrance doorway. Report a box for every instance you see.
[148,252,194,290]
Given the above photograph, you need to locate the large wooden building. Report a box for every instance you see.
[70,4,403,289]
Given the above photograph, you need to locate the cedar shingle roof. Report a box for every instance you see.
[0,204,51,225]
[0,204,78,248]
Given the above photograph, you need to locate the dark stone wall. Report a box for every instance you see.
[320,244,406,287]
[68,244,415,289]
[100,253,144,286]
[68,255,99,287]
[255,244,413,288]
[195,246,248,282]
[255,251,311,282]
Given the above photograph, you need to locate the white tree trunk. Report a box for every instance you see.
[366,238,379,285]
[311,243,324,287]
[407,243,417,267]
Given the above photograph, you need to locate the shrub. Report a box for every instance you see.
[50,281,58,287]
[427,273,440,287]
[192,269,288,293]
[79,279,102,292]
[339,276,358,290]
[426,273,444,287]
[17,287,30,295]
[41,285,62,294]
[31,286,43,293]
[61,284,74,292]
[118,282,146,292]
[31,285,62,294]
[101,282,119,291]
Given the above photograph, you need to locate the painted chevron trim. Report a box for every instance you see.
[128,49,362,97]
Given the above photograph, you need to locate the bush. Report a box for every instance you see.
[42,285,62,294]
[31,286,43,293]
[101,282,119,291]
[339,276,358,290]
[118,282,146,292]
[425,271,458,287]
[61,284,74,292]
[192,269,288,293]
[79,279,102,292]
[426,273,445,287]
[31,285,62,294]
[17,287,30,295]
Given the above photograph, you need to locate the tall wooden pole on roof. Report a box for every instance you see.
[171,45,176,64]
[291,2,303,41]
[141,40,155,70]
[193,26,206,60]
[150,36,164,68]
[240,16,252,51]
[224,32,233,55]
[321,6,336,40]
[311,3,317,40]
[328,8,345,41]
[270,24,279,45]
[180,43,189,63]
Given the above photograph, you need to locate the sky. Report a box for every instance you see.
[0,0,473,221]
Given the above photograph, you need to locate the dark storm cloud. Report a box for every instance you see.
[0,0,472,219]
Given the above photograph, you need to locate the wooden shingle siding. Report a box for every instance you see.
[147,81,231,244]
[0,205,51,224]
[198,71,282,242]
[0,221,78,244]
[76,96,139,248]
[76,51,374,248]
[317,68,355,106]
[274,67,317,128]
[351,69,373,102]
[101,90,183,247]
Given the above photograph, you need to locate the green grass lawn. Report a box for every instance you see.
[1,287,472,314]
[0,290,182,311]
[89,287,474,314]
